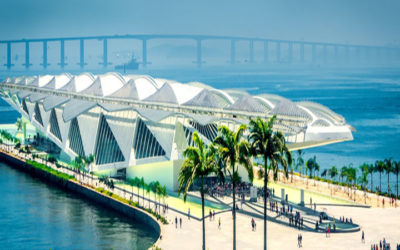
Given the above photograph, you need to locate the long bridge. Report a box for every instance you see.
[1,34,399,70]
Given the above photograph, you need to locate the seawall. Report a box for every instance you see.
[0,150,162,247]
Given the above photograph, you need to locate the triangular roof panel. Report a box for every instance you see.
[144,83,178,104]
[226,94,269,113]
[183,89,224,108]
[110,79,139,99]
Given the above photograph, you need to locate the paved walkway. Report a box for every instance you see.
[2,144,400,249]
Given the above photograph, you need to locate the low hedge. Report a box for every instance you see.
[26,160,75,181]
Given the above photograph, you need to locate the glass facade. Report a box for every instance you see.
[22,99,29,115]
[68,118,85,157]
[189,121,217,141]
[34,103,43,126]
[133,119,165,159]
[94,114,125,165]
[49,109,62,142]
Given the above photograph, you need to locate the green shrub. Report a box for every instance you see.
[26,160,75,181]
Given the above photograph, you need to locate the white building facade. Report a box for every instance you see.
[0,73,353,190]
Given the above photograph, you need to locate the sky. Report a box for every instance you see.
[0,0,399,46]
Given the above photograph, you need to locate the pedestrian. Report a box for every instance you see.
[251,218,254,231]
[328,225,330,237]
[209,210,212,221]
[382,198,385,207]
[218,217,221,229]
[297,234,300,248]
[188,208,190,219]
[175,216,178,229]
[300,234,302,247]
[213,210,215,220]
[362,230,365,243]
[180,217,182,228]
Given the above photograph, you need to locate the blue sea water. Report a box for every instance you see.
[0,162,157,249]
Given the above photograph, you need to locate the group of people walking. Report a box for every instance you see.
[371,237,395,250]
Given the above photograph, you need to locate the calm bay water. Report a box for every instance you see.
[0,162,157,249]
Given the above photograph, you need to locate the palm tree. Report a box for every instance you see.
[248,116,291,250]
[156,182,162,215]
[84,154,95,172]
[134,177,141,204]
[127,178,136,201]
[148,181,156,208]
[145,182,151,208]
[346,165,357,200]
[140,177,146,207]
[393,161,400,200]
[329,166,338,194]
[72,155,84,182]
[296,149,305,177]
[357,168,369,203]
[15,117,27,143]
[330,166,338,182]
[321,169,327,180]
[306,156,319,185]
[160,184,168,213]
[340,165,348,192]
[359,163,369,186]
[214,124,253,250]
[367,163,375,192]
[384,158,393,195]
[375,160,385,193]
[151,181,160,211]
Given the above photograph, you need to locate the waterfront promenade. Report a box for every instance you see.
[1,143,399,249]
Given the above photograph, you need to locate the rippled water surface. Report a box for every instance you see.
[0,163,157,249]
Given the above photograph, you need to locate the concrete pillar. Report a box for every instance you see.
[334,45,339,63]
[300,43,304,62]
[288,42,293,63]
[196,39,202,68]
[6,42,13,70]
[102,39,108,68]
[385,48,391,64]
[230,40,236,64]
[142,39,147,68]
[300,189,304,206]
[79,39,85,69]
[59,39,66,69]
[24,41,31,69]
[263,40,268,63]
[249,40,254,63]
[354,47,361,64]
[323,45,327,64]
[276,42,281,62]
[42,40,49,69]
[312,44,316,64]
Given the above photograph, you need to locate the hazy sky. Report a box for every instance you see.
[1,0,399,46]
